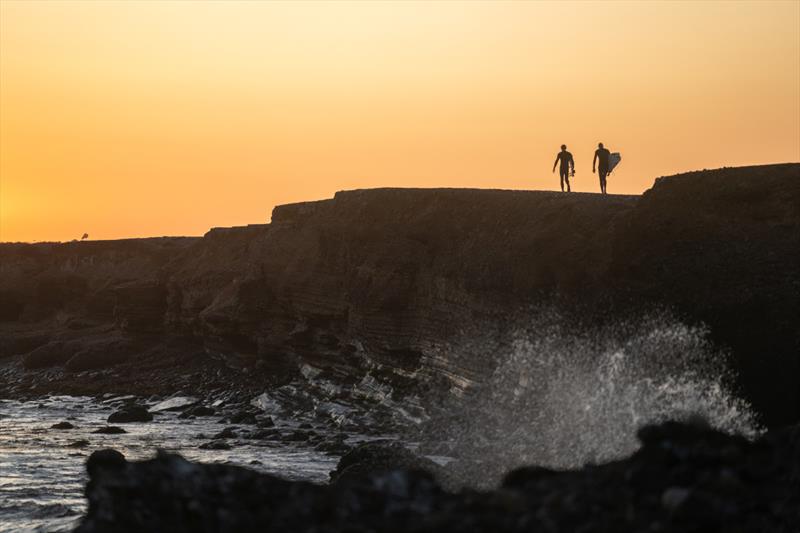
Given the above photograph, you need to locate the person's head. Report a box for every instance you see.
[598,142,604,149]
[561,144,567,151]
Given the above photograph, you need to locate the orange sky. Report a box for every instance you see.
[1,0,798,242]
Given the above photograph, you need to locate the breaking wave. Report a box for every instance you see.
[421,309,761,486]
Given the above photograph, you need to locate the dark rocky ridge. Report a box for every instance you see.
[1,164,798,425]
[73,419,800,532]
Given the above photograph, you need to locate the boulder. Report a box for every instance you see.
[92,426,127,434]
[329,440,444,484]
[179,405,216,418]
[107,406,153,423]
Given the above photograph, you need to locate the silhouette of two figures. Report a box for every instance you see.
[553,142,616,194]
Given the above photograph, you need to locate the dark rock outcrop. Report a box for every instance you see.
[107,406,153,424]
[92,426,127,434]
[1,164,798,425]
[73,420,800,533]
[330,440,446,485]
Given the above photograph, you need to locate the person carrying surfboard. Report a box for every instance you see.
[552,144,575,192]
[593,142,611,194]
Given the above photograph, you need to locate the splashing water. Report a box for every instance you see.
[423,309,761,486]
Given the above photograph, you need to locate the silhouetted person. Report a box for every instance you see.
[593,142,610,194]
[552,144,575,192]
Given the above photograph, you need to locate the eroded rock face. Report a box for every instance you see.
[0,164,798,425]
[73,420,800,533]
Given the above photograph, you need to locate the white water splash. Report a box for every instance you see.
[428,310,761,485]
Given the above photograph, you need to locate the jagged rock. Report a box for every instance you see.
[92,426,127,434]
[107,406,153,423]
[315,435,352,454]
[73,421,800,532]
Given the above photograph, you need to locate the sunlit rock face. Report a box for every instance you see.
[0,164,798,427]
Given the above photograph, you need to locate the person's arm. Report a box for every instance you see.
[552,153,560,173]
[569,154,575,171]
[592,151,597,173]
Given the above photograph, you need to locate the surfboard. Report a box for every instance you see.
[608,152,621,173]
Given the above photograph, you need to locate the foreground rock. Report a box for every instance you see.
[330,440,447,485]
[74,421,799,533]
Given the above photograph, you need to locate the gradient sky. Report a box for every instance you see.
[1,1,798,242]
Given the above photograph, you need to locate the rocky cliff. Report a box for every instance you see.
[1,164,798,426]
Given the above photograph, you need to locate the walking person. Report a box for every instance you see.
[552,144,575,192]
[593,142,611,194]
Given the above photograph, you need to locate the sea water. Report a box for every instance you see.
[0,397,339,533]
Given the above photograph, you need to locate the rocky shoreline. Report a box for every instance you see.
[73,418,800,533]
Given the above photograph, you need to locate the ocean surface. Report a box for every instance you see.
[0,396,342,533]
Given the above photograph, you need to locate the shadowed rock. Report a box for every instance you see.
[107,406,153,423]
[92,426,127,434]
[73,420,799,533]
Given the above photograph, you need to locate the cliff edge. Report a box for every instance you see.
[1,163,798,426]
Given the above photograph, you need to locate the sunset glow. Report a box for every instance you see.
[2,0,798,242]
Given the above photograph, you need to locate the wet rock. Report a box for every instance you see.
[107,405,153,423]
[179,405,215,418]
[227,411,258,425]
[256,416,274,428]
[213,427,238,439]
[315,435,352,455]
[330,440,445,484]
[92,426,127,434]
[86,449,125,477]
[283,430,312,443]
[51,421,75,430]
[199,440,231,450]
[247,429,280,441]
[150,396,197,412]
[68,439,90,448]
